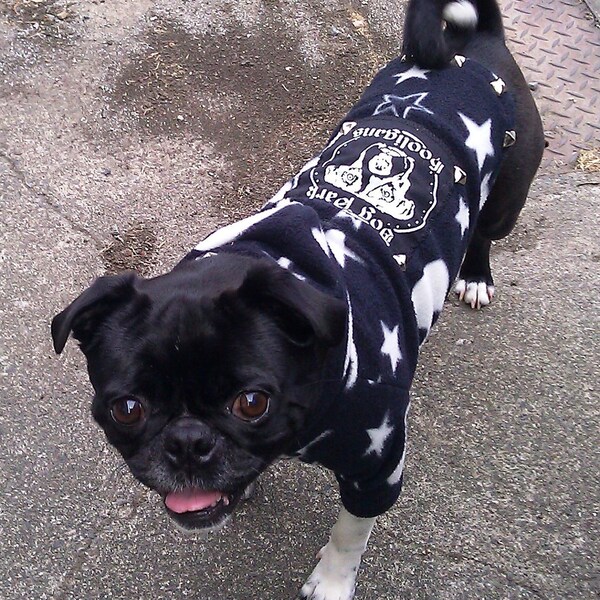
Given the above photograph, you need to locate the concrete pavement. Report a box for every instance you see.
[1,1,598,598]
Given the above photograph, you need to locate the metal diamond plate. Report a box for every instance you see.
[503,0,600,167]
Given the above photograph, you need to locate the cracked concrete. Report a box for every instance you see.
[0,1,599,599]
[0,150,104,246]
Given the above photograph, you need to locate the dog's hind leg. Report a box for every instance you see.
[455,62,545,310]
[297,507,376,600]
[454,141,543,309]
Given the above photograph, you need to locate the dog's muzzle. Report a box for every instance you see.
[160,417,250,530]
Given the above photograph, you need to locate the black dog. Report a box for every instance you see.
[52,1,544,597]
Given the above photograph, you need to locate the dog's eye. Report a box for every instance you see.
[111,398,145,426]
[231,391,270,422]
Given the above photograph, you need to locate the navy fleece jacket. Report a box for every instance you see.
[184,57,515,518]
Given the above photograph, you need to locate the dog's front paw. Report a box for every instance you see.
[454,278,495,309]
[296,543,359,600]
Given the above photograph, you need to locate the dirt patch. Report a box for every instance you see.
[498,214,547,254]
[2,0,77,43]
[108,6,382,220]
[100,222,159,276]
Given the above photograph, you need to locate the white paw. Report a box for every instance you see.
[454,279,495,310]
[298,544,358,600]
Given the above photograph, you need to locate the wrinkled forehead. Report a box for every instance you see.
[87,298,284,410]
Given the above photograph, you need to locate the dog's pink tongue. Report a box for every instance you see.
[165,489,222,514]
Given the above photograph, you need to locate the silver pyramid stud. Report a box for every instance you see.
[342,121,357,134]
[454,166,467,185]
[453,55,466,67]
[491,77,506,95]
[393,254,407,270]
[503,130,517,147]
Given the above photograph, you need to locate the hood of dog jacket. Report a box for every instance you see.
[184,57,515,518]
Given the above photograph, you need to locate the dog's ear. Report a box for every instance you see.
[233,264,347,348]
[51,273,138,354]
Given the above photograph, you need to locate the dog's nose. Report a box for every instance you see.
[164,417,217,469]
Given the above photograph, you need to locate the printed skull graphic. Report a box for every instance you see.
[324,143,416,221]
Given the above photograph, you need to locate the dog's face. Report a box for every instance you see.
[52,254,346,531]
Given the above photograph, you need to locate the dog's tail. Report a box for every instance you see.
[402,0,504,68]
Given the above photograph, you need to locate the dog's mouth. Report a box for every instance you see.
[162,486,246,530]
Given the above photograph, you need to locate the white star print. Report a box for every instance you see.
[392,65,430,86]
[276,257,306,281]
[324,229,362,268]
[374,93,433,119]
[311,227,331,256]
[195,201,296,251]
[325,121,357,151]
[265,179,293,207]
[459,113,494,171]
[343,293,358,390]
[277,257,292,269]
[194,251,217,261]
[338,473,360,490]
[365,412,394,457]
[410,259,450,333]
[380,321,402,373]
[479,172,492,209]
[335,209,363,230]
[387,402,410,486]
[387,457,405,486]
[455,196,469,237]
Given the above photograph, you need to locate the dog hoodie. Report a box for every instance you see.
[185,56,515,518]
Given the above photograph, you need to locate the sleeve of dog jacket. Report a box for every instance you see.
[299,380,411,519]
[336,382,410,519]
